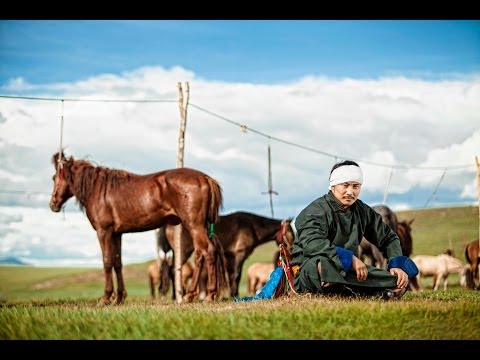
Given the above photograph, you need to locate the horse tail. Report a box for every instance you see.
[465,243,471,265]
[210,232,229,297]
[159,258,171,296]
[206,176,223,224]
[156,227,171,254]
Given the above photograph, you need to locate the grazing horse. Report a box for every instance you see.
[156,211,295,298]
[358,238,387,269]
[148,259,193,300]
[247,262,275,294]
[465,239,479,289]
[410,254,469,291]
[372,204,398,232]
[49,151,227,305]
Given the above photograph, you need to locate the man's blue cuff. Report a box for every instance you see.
[388,256,419,278]
[336,246,353,271]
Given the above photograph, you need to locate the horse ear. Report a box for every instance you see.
[52,150,67,169]
[409,218,415,226]
[52,152,60,168]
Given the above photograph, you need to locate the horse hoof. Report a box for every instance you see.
[96,297,111,307]
[113,297,125,305]
[183,293,195,303]
[113,290,127,305]
[204,293,217,301]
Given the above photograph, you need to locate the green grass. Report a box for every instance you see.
[397,205,478,258]
[0,205,479,340]
[1,290,479,340]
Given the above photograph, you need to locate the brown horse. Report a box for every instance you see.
[49,151,227,305]
[156,211,295,298]
[397,219,414,257]
[465,239,479,289]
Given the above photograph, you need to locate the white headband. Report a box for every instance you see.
[329,165,363,189]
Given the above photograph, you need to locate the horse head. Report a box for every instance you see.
[49,151,74,212]
[276,217,295,252]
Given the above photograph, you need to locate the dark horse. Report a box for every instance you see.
[49,151,227,304]
[396,219,414,257]
[157,211,295,298]
[359,205,414,268]
[465,239,479,289]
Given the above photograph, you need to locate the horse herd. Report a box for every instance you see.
[49,151,480,305]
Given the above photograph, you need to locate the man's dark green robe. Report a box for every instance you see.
[292,191,413,294]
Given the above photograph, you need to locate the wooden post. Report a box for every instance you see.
[262,143,278,218]
[476,156,480,257]
[173,82,190,304]
[382,168,393,205]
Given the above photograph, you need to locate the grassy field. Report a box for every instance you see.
[1,205,479,340]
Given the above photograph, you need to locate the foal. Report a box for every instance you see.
[410,254,469,291]
[246,262,275,294]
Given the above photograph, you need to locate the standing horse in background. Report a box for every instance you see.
[359,205,413,268]
[465,239,479,289]
[397,219,414,257]
[372,204,398,232]
[358,238,387,269]
[49,151,227,305]
[157,211,295,298]
[410,254,469,291]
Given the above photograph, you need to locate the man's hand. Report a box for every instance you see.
[390,268,408,289]
[353,255,368,281]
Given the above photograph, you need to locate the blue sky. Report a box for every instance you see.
[0,20,479,266]
[2,20,479,84]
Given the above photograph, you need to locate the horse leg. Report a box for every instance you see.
[204,236,220,301]
[197,265,208,300]
[415,275,424,291]
[149,272,155,300]
[97,229,115,306]
[231,254,247,298]
[253,278,260,294]
[433,274,441,291]
[474,259,480,290]
[112,234,127,305]
[443,275,448,291]
[408,275,420,292]
[183,247,204,303]
[226,255,236,297]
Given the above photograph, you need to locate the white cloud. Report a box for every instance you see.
[0,66,479,265]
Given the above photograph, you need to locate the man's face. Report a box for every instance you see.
[331,182,362,207]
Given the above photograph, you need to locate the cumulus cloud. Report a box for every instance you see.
[0,66,479,265]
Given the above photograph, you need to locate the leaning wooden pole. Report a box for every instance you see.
[173,82,190,304]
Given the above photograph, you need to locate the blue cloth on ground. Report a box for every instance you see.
[234,266,283,302]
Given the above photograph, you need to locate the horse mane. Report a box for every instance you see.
[53,152,132,212]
